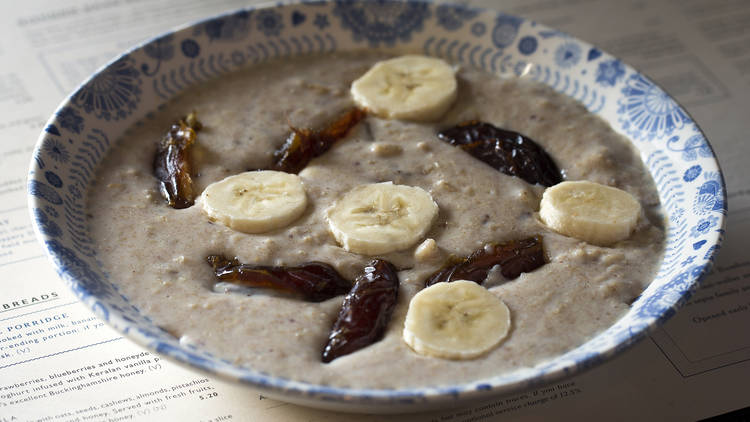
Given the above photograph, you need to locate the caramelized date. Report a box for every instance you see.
[322,259,399,363]
[206,255,351,302]
[153,112,202,208]
[271,108,366,174]
[425,236,546,287]
[437,121,562,187]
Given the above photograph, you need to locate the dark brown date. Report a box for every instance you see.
[153,112,202,209]
[425,236,546,287]
[270,108,366,174]
[206,255,352,302]
[321,259,399,363]
[437,121,562,187]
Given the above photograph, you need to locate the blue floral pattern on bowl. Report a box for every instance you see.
[618,73,691,141]
[27,0,725,413]
[257,9,285,36]
[41,139,71,164]
[435,4,478,31]
[200,10,252,41]
[70,55,142,121]
[56,106,84,134]
[334,1,430,46]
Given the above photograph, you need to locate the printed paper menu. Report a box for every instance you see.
[1,0,749,420]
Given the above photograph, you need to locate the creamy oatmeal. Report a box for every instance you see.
[87,52,665,389]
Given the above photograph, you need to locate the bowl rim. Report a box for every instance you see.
[27,0,727,410]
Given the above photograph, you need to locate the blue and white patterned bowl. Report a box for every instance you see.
[27,0,726,413]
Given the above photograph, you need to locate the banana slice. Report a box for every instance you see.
[539,180,641,246]
[326,182,438,255]
[200,170,307,234]
[350,55,458,122]
[403,280,511,360]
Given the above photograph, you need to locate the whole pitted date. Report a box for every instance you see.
[206,255,352,302]
[271,108,366,174]
[437,121,562,187]
[322,259,399,363]
[425,236,547,287]
[153,112,202,209]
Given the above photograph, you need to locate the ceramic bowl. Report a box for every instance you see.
[27,0,726,413]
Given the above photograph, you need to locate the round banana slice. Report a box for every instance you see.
[326,182,438,255]
[403,280,511,360]
[200,170,307,234]
[539,180,641,246]
[350,55,458,122]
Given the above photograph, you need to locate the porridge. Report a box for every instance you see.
[87,52,665,389]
